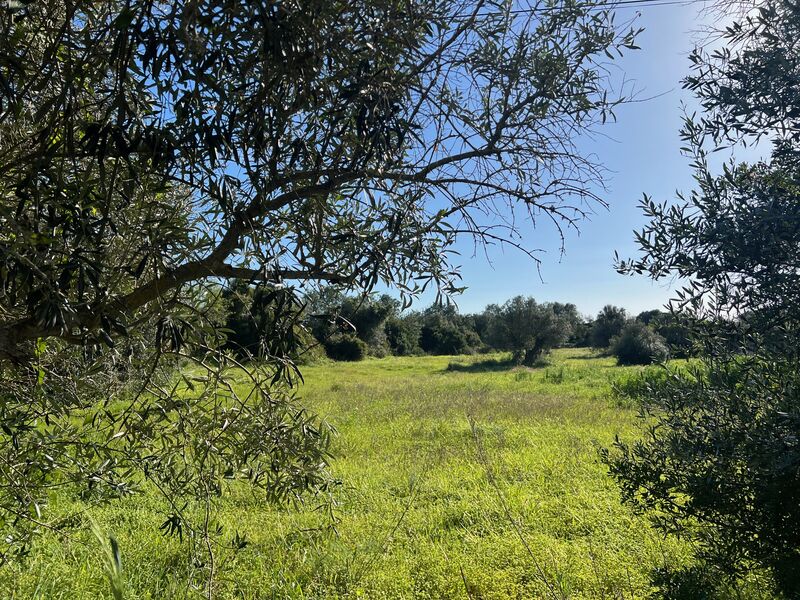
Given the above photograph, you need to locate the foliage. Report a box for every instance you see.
[304,290,397,355]
[568,318,594,347]
[222,282,316,361]
[607,357,800,594]
[414,305,480,355]
[649,565,720,600]
[419,316,476,355]
[607,0,800,594]
[651,312,694,359]
[0,0,640,562]
[610,320,669,365]
[611,365,671,405]
[0,0,640,359]
[484,296,573,365]
[384,315,422,356]
[324,334,368,362]
[590,305,627,348]
[635,310,694,358]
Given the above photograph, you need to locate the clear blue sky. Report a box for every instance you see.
[412,2,709,318]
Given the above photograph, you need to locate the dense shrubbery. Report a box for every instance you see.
[419,306,482,355]
[636,310,694,358]
[384,316,422,356]
[324,334,369,361]
[610,321,669,365]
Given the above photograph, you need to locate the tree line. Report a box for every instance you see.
[220,284,693,366]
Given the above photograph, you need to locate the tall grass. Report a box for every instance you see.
[1,349,703,599]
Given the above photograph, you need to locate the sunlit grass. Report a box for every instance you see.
[2,349,701,599]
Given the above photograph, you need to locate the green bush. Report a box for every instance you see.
[325,334,368,361]
[385,317,422,356]
[420,319,473,355]
[610,321,669,365]
[294,340,329,365]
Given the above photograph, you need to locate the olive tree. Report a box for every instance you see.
[605,1,800,594]
[485,296,572,365]
[0,0,639,572]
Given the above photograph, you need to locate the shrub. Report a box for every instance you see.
[604,357,800,594]
[419,319,472,355]
[324,334,368,361]
[638,310,695,358]
[610,321,669,365]
[384,317,421,356]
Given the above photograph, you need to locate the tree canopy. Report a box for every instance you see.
[0,0,640,565]
[485,296,574,365]
[607,1,800,594]
[0,0,638,360]
[590,304,626,348]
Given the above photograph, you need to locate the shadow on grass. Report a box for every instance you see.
[445,356,551,373]
[563,349,608,360]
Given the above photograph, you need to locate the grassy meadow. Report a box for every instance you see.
[2,349,697,599]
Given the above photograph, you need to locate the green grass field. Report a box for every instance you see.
[1,349,696,599]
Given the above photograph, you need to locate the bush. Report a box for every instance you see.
[610,321,669,365]
[604,357,800,594]
[324,334,368,361]
[383,317,421,356]
[420,319,472,355]
[638,310,695,358]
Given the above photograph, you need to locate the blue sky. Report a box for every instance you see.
[416,2,708,318]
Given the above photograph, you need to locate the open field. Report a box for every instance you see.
[1,349,696,599]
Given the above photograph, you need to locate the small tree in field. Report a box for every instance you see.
[0,0,639,571]
[485,296,572,365]
[610,320,668,365]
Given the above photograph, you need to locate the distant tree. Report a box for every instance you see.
[341,295,398,351]
[653,313,694,359]
[610,320,669,365]
[635,309,662,325]
[590,305,627,348]
[551,302,589,347]
[470,311,493,345]
[419,306,479,355]
[384,314,422,356]
[606,1,800,594]
[485,296,572,365]
[304,291,397,356]
[569,318,594,347]
[635,310,694,358]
